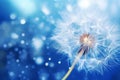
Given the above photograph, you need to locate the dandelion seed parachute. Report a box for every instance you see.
[51,3,120,80]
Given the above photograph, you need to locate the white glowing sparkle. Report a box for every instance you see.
[20,19,26,24]
[35,57,44,65]
[58,61,61,64]
[48,57,51,61]
[45,62,49,66]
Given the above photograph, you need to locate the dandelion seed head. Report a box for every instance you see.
[51,6,120,72]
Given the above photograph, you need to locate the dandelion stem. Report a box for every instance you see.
[62,49,84,80]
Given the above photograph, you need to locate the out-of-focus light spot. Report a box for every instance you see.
[50,19,55,24]
[34,17,39,21]
[3,44,7,48]
[41,5,50,15]
[10,13,16,20]
[21,33,25,37]
[9,72,15,77]
[38,71,49,80]
[66,4,72,12]
[21,40,25,44]
[46,46,49,49]
[69,67,71,69]
[14,48,18,51]
[41,36,46,41]
[8,43,12,47]
[45,62,49,66]
[78,0,91,9]
[41,77,46,80]
[11,0,36,15]
[58,61,61,64]
[54,71,65,80]
[21,71,25,74]
[16,59,20,63]
[25,42,29,46]
[11,33,19,39]
[35,57,44,65]
[49,62,54,68]
[32,38,43,50]
[48,57,51,61]
[20,19,26,24]
[25,65,29,68]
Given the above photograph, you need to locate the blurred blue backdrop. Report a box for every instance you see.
[0,0,120,80]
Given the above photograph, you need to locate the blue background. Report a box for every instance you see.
[0,0,120,80]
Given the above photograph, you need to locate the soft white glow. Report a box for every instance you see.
[48,57,51,61]
[78,0,91,9]
[20,19,26,25]
[21,33,25,37]
[58,61,61,64]
[11,0,36,15]
[32,38,43,50]
[41,5,50,15]
[66,4,73,12]
[21,40,25,44]
[16,59,20,63]
[21,71,25,74]
[41,36,46,41]
[34,17,39,21]
[45,62,49,66]
[11,33,19,39]
[35,57,44,65]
